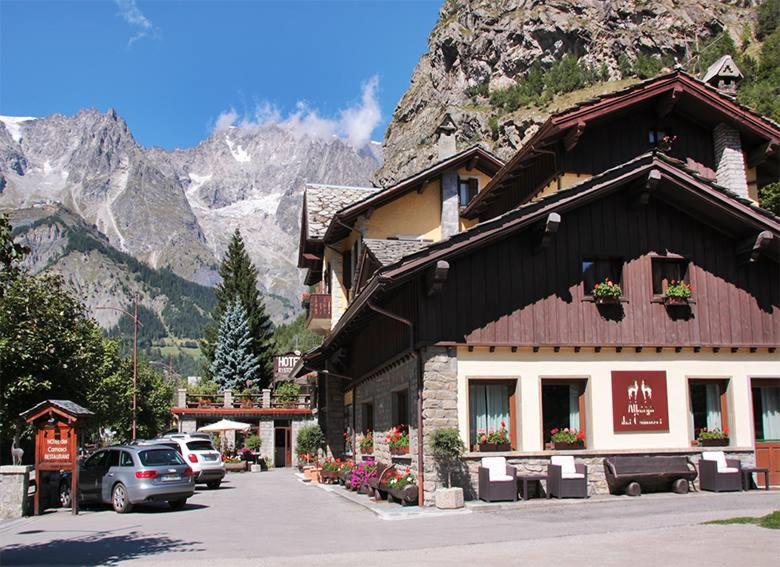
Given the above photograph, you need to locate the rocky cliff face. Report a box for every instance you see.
[0,110,380,323]
[375,0,756,185]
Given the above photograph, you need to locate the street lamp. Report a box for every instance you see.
[95,297,143,441]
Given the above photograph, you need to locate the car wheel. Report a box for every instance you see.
[112,483,133,513]
[206,480,221,489]
[168,498,187,510]
[59,482,72,508]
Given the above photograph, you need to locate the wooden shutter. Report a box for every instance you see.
[468,178,479,202]
[343,250,352,291]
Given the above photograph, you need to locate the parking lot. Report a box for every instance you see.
[1,469,778,566]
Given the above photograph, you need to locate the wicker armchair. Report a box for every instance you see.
[478,457,518,502]
[547,455,588,499]
[699,451,742,492]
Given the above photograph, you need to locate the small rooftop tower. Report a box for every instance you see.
[702,55,743,96]
[436,114,458,161]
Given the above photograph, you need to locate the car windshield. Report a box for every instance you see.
[139,449,185,467]
[186,441,215,451]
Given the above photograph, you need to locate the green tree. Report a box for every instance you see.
[0,213,29,295]
[757,0,780,40]
[759,181,780,215]
[209,300,261,390]
[203,229,273,385]
[272,313,322,354]
[296,424,326,456]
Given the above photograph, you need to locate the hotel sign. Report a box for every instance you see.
[612,370,669,432]
[274,353,301,376]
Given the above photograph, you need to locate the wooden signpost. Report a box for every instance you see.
[21,400,93,516]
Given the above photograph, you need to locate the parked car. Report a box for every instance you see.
[147,433,225,489]
[60,445,195,513]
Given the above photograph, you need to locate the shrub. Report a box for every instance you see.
[188,379,218,396]
[244,434,262,451]
[633,54,664,79]
[296,424,325,457]
[430,428,465,488]
[274,381,301,406]
[757,0,780,40]
[759,181,780,215]
[466,81,489,99]
[488,115,499,140]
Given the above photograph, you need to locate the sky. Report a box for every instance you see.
[0,0,441,149]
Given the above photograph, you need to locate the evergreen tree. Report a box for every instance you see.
[209,300,261,390]
[202,229,274,385]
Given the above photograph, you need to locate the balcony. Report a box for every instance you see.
[183,390,312,410]
[305,293,331,335]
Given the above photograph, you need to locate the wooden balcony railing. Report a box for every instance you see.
[305,293,331,334]
[183,391,312,410]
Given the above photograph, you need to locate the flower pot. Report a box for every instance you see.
[390,446,409,455]
[553,441,585,450]
[664,296,689,306]
[361,448,373,455]
[699,438,729,447]
[595,296,620,305]
[478,443,511,452]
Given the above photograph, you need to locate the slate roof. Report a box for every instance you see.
[20,399,94,419]
[363,238,432,266]
[304,183,378,240]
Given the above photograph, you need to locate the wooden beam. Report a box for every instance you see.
[737,230,774,264]
[535,212,561,253]
[747,141,777,169]
[563,121,586,152]
[632,169,662,207]
[426,260,450,296]
[466,156,479,171]
[417,179,430,194]
[656,86,682,118]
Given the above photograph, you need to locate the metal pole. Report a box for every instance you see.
[132,298,138,441]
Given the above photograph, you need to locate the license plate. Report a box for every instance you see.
[161,474,180,482]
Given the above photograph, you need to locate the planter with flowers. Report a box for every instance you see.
[359,431,374,456]
[477,422,511,452]
[550,428,585,450]
[320,458,341,483]
[592,278,622,305]
[350,462,377,494]
[338,460,354,486]
[664,280,693,306]
[385,467,419,506]
[223,455,247,472]
[696,428,729,447]
[386,425,410,456]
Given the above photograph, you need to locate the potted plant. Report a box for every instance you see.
[431,427,466,509]
[592,278,622,304]
[664,280,693,306]
[350,462,377,494]
[338,460,354,486]
[274,381,301,408]
[296,423,325,462]
[359,431,374,455]
[697,427,729,447]
[223,455,246,472]
[385,425,409,455]
[550,427,585,450]
[321,458,341,483]
[477,421,511,452]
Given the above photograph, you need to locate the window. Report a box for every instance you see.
[105,450,120,468]
[119,451,134,467]
[392,389,409,427]
[343,250,352,293]
[323,263,331,294]
[582,257,623,296]
[648,129,667,147]
[139,449,185,467]
[458,178,479,207]
[752,381,780,441]
[652,258,688,296]
[84,450,107,469]
[689,380,728,439]
[542,380,587,443]
[468,380,516,450]
[362,402,374,433]
[186,440,215,452]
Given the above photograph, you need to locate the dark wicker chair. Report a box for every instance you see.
[699,451,742,492]
[547,455,588,499]
[478,457,518,502]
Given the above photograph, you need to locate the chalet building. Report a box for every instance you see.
[294,66,780,505]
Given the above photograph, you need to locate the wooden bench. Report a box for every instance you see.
[604,456,698,496]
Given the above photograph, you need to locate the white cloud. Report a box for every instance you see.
[213,76,382,149]
[115,0,157,47]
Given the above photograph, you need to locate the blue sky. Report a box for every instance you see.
[0,0,440,149]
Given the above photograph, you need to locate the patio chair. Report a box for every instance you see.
[699,451,741,492]
[478,457,517,502]
[547,455,588,499]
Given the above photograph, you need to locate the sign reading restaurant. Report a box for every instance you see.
[274,352,301,377]
[612,371,669,432]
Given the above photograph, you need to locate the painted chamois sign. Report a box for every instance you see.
[612,371,669,432]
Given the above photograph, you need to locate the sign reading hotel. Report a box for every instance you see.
[274,353,301,377]
[612,371,669,432]
[42,435,72,465]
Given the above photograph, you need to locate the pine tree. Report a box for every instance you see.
[202,229,274,385]
[209,300,261,390]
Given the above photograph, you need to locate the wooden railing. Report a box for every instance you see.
[184,391,312,410]
[305,293,331,326]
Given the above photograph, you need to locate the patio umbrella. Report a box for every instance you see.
[198,419,252,453]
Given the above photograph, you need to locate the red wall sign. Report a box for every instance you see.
[612,371,669,432]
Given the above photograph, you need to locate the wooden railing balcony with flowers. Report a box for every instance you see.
[183,390,312,410]
[304,293,331,335]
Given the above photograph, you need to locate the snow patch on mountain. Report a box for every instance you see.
[225,137,251,163]
[0,115,36,143]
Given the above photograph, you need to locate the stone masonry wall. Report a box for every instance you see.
[713,122,748,198]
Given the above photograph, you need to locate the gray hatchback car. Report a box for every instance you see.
[62,445,195,513]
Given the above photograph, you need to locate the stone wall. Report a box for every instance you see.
[322,374,345,457]
[713,123,748,198]
[259,420,274,466]
[0,465,32,519]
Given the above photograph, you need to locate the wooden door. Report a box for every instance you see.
[755,443,780,487]
[285,428,292,467]
[751,379,780,487]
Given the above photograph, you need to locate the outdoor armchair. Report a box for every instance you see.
[547,455,588,498]
[699,451,742,492]
[478,457,517,502]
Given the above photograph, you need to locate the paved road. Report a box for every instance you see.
[1,469,778,566]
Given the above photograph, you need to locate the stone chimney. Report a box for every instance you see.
[702,55,743,96]
[713,123,749,198]
[437,114,458,161]
[437,114,460,239]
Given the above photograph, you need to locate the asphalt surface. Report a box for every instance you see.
[0,469,778,566]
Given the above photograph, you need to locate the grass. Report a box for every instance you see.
[704,510,780,529]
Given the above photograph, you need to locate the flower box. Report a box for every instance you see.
[699,438,729,447]
[390,446,409,456]
[225,461,247,472]
[664,296,689,306]
[553,440,585,450]
[478,443,511,452]
[594,296,620,305]
[361,448,373,455]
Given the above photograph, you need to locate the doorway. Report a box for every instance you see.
[751,378,780,487]
[274,421,292,468]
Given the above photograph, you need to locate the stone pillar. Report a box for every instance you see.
[261,388,271,409]
[713,123,748,198]
[0,465,33,519]
[324,374,345,457]
[176,388,187,408]
[223,389,233,408]
[421,346,458,506]
[259,420,274,467]
[441,169,459,239]
[180,417,197,434]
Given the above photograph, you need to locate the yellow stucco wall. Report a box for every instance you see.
[457,347,777,452]
[364,179,442,241]
[535,172,592,201]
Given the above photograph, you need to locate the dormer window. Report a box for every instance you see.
[458,177,479,207]
[648,130,667,147]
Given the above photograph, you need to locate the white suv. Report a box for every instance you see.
[150,433,225,489]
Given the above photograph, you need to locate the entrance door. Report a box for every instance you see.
[274,427,291,468]
[751,379,780,487]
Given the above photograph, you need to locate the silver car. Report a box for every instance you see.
[65,445,195,513]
